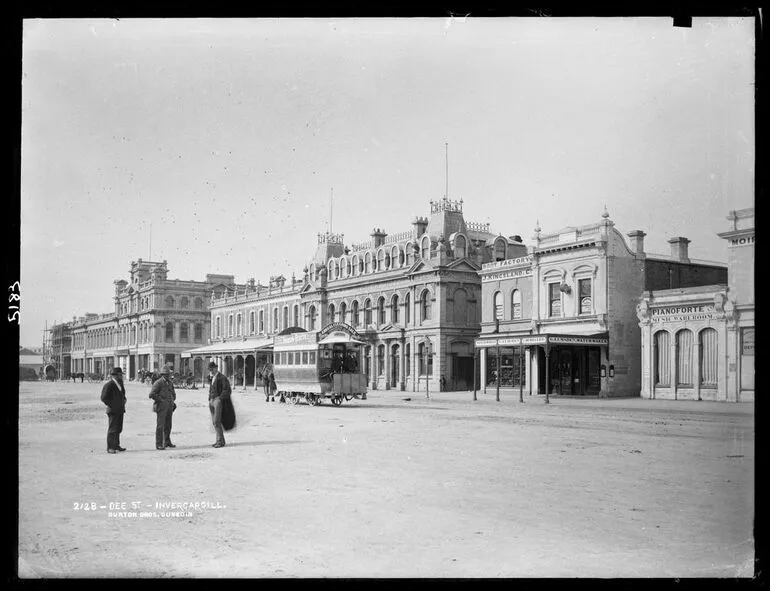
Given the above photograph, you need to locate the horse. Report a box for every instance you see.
[70,372,85,383]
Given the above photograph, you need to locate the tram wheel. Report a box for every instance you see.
[344,394,353,401]
[291,394,300,405]
[331,395,342,406]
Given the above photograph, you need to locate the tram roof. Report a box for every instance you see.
[181,337,273,358]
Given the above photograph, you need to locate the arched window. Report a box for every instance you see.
[699,328,718,386]
[377,297,386,325]
[228,315,234,337]
[365,252,372,274]
[308,305,317,331]
[195,297,203,309]
[165,322,174,342]
[511,290,522,320]
[494,291,503,320]
[391,246,400,268]
[405,243,414,267]
[404,293,411,325]
[235,314,242,336]
[194,323,203,342]
[654,331,671,386]
[328,259,338,280]
[352,255,360,276]
[215,316,221,339]
[273,308,279,333]
[405,343,411,376]
[676,329,694,386]
[455,234,467,259]
[329,303,336,324]
[340,302,347,324]
[377,345,385,376]
[180,322,189,342]
[344,257,352,277]
[293,304,299,327]
[384,250,391,270]
[364,299,372,326]
[352,301,360,327]
[420,290,431,323]
[421,236,430,260]
[258,310,264,333]
[283,306,289,330]
[249,311,255,334]
[165,295,175,308]
[391,294,400,324]
[578,279,592,315]
[494,237,507,261]
[309,264,316,281]
[180,296,189,309]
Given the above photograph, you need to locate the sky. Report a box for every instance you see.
[20,17,754,347]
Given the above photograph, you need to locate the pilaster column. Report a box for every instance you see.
[385,342,391,390]
[480,348,487,392]
[399,340,406,391]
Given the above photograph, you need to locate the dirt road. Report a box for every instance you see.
[18,381,754,578]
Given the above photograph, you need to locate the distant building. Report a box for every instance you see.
[475,208,728,398]
[67,259,222,380]
[637,207,754,402]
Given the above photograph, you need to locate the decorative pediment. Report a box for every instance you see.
[446,259,481,272]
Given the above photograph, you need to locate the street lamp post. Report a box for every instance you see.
[495,345,501,402]
[472,348,477,401]
[519,344,524,403]
[544,344,551,404]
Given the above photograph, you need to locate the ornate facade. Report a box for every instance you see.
[476,208,729,398]
[638,208,754,402]
[187,197,519,391]
[68,260,222,379]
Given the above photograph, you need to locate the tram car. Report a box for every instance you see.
[273,323,368,406]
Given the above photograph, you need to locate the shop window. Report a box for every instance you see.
[699,328,718,386]
[549,283,561,317]
[676,329,693,386]
[512,290,522,320]
[578,279,592,315]
[654,331,671,386]
[377,345,385,376]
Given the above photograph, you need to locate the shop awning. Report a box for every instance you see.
[182,338,273,358]
[476,332,609,348]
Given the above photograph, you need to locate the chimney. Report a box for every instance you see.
[668,236,690,262]
[370,228,387,249]
[412,216,428,238]
[627,230,647,255]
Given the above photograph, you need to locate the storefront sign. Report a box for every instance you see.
[742,328,755,355]
[549,336,608,346]
[481,256,532,271]
[650,304,715,323]
[729,234,754,248]
[482,268,533,283]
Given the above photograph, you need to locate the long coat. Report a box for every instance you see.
[100,380,126,414]
[208,372,231,401]
[149,377,177,405]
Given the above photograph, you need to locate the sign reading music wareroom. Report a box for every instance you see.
[650,304,715,323]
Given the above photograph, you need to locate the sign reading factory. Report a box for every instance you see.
[729,233,755,248]
[650,304,716,323]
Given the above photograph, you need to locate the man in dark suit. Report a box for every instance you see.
[149,366,177,450]
[208,361,231,448]
[100,367,127,454]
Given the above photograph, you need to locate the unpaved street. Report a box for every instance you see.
[18,381,754,578]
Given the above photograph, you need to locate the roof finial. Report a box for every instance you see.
[601,204,610,219]
[534,219,541,233]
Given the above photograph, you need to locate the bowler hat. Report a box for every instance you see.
[160,366,171,375]
[208,362,218,370]
[110,367,123,376]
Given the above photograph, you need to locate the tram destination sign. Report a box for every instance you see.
[651,304,715,323]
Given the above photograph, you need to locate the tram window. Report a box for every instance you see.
[302,351,308,365]
[287,352,294,365]
[309,351,316,365]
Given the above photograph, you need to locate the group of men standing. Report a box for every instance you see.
[99,361,232,453]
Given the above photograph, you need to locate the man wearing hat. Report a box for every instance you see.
[208,361,231,448]
[100,367,127,454]
[148,366,177,450]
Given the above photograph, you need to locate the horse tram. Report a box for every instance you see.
[273,322,368,406]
